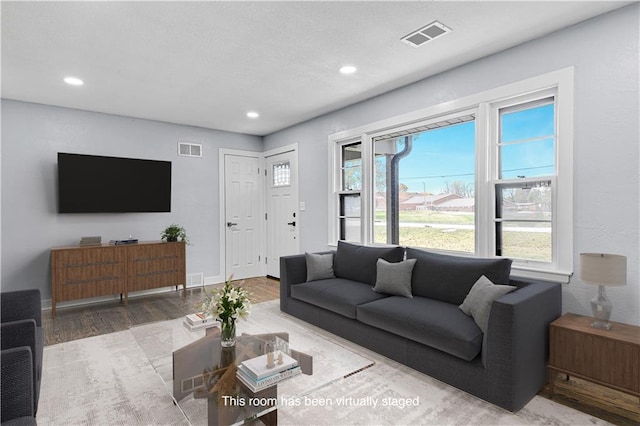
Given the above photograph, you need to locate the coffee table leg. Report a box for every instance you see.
[260,408,277,426]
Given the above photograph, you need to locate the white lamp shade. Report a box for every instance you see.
[580,253,627,286]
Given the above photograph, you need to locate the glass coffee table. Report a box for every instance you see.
[173,328,312,426]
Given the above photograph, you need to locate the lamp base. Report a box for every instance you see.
[590,285,613,330]
[590,319,612,330]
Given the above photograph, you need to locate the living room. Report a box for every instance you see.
[2,2,639,425]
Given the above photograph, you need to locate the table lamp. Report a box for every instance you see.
[579,253,627,330]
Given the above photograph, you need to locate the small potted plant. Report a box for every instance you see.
[161,224,188,243]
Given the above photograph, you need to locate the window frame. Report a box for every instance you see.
[328,68,574,282]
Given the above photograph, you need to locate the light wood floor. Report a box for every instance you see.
[43,276,638,425]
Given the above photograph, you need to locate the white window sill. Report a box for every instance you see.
[511,265,572,284]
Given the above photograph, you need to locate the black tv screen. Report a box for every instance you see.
[57,153,172,213]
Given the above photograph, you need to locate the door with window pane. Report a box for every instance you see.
[266,151,298,277]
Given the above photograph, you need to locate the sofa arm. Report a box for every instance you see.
[484,280,561,411]
[280,254,308,310]
[1,347,35,423]
[1,320,37,353]
[1,290,42,327]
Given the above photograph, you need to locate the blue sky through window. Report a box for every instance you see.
[398,121,475,194]
[398,104,554,193]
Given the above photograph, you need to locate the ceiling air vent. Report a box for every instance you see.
[178,142,202,158]
[401,21,451,48]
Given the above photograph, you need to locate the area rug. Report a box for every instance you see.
[129,301,375,425]
[38,300,610,425]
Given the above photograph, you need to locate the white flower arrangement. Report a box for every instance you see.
[201,275,252,326]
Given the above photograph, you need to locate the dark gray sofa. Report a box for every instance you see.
[280,242,561,412]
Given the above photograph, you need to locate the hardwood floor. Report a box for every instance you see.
[43,276,279,346]
[43,276,638,425]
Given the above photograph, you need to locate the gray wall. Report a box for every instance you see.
[1,100,262,300]
[264,5,640,325]
[2,5,638,325]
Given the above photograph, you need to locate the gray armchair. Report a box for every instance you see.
[1,289,43,425]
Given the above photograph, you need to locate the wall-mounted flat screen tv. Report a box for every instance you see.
[58,153,172,213]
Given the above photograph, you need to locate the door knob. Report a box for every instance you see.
[227,222,238,227]
[287,221,296,227]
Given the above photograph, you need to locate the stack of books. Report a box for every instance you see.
[183,312,216,331]
[79,236,102,246]
[236,351,300,392]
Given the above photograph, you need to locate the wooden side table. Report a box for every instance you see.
[548,313,640,401]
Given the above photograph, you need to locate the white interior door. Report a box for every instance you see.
[266,150,299,277]
[224,154,262,280]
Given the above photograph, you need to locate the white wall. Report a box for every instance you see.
[264,5,640,325]
[1,100,262,300]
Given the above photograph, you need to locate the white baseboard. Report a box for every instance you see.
[205,275,224,285]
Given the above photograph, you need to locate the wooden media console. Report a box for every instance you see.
[50,241,186,318]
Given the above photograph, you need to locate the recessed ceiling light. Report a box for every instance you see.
[339,65,357,75]
[64,76,84,86]
[246,111,259,119]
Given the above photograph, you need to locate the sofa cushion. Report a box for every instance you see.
[305,252,335,282]
[357,296,483,361]
[459,275,516,333]
[290,278,389,319]
[334,241,405,285]
[373,258,416,298]
[406,248,512,305]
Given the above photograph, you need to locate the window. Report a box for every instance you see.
[493,97,555,263]
[495,180,552,261]
[272,161,291,187]
[338,142,362,242]
[373,115,476,253]
[329,68,574,282]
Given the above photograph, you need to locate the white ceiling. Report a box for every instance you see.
[1,1,631,136]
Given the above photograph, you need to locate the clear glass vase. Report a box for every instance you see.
[220,320,236,347]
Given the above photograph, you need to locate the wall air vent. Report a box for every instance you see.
[401,21,451,48]
[178,142,202,158]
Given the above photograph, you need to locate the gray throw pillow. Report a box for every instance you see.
[372,258,417,298]
[459,275,516,333]
[305,252,335,282]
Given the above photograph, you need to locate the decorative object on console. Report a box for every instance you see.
[161,224,188,243]
[79,236,102,246]
[201,275,252,347]
[579,253,627,330]
[109,237,139,245]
